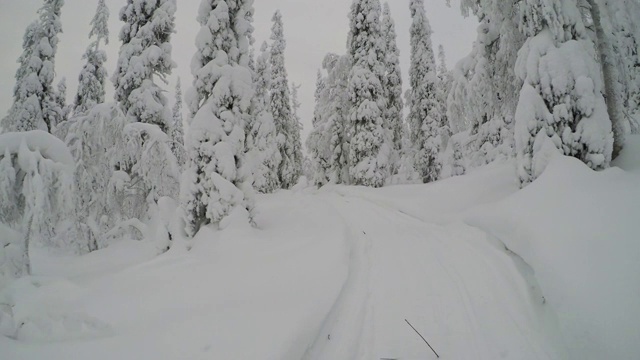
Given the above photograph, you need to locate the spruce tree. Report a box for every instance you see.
[407,0,440,183]
[436,45,452,154]
[515,0,613,185]
[347,0,389,187]
[325,54,352,184]
[112,0,176,133]
[248,42,280,193]
[289,82,304,182]
[2,0,65,133]
[182,0,256,236]
[381,3,404,171]
[171,79,185,167]
[270,10,301,189]
[306,70,330,186]
[74,0,109,115]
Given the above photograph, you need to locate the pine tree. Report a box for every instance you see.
[73,0,109,115]
[381,3,404,172]
[112,0,176,134]
[171,79,185,167]
[515,0,613,185]
[182,0,256,236]
[248,42,280,193]
[270,10,301,189]
[347,0,389,187]
[2,0,65,133]
[406,0,440,183]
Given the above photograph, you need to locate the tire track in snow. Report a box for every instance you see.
[322,190,560,359]
[301,194,374,360]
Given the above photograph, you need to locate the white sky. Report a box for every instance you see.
[0,0,477,141]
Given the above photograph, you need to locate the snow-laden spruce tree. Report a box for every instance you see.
[289,82,304,180]
[182,0,256,236]
[381,3,404,174]
[73,0,109,115]
[406,0,440,183]
[270,10,301,189]
[248,42,281,193]
[346,0,390,187]
[112,0,176,134]
[0,131,74,278]
[306,70,330,186]
[2,0,65,133]
[606,0,640,134]
[55,77,69,124]
[515,0,613,185]
[325,54,353,184]
[170,79,185,167]
[436,46,452,147]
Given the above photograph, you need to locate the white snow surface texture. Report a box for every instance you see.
[1,136,640,359]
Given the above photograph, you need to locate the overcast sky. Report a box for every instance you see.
[0,0,476,141]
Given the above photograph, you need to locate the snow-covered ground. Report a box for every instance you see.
[1,136,639,359]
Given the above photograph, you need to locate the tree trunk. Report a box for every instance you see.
[587,0,626,159]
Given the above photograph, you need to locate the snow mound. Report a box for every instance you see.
[0,277,111,342]
[467,155,640,359]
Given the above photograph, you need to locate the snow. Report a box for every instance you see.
[0,131,73,167]
[467,156,640,359]
[612,134,640,173]
[2,144,639,359]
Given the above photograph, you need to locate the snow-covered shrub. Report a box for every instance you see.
[0,131,74,278]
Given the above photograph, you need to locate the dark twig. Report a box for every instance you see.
[405,319,440,358]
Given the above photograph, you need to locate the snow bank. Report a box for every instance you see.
[0,193,349,359]
[467,156,640,359]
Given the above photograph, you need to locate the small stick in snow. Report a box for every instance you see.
[405,319,440,358]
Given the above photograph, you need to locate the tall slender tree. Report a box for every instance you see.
[436,45,452,152]
[74,0,109,115]
[171,79,185,167]
[270,10,301,188]
[407,0,440,183]
[381,3,404,172]
[2,0,65,133]
[347,0,389,187]
[112,0,176,133]
[248,42,280,193]
[182,0,256,236]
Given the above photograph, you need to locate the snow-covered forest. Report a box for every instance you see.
[1,0,639,359]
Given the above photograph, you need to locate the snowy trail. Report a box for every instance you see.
[305,190,563,360]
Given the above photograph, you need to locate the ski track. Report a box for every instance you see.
[303,189,560,360]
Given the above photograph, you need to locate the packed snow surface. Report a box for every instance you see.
[2,147,639,359]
